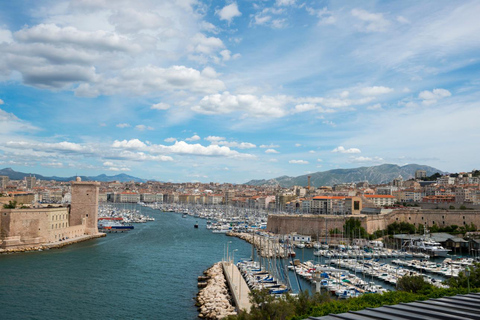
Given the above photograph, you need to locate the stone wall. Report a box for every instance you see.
[0,207,67,248]
[266,209,480,237]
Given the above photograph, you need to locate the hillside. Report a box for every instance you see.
[0,168,149,183]
[245,164,444,187]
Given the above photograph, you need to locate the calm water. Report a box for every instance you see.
[0,207,254,320]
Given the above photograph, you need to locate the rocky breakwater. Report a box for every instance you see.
[197,262,237,319]
[227,231,287,258]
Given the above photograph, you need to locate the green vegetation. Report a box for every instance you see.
[3,200,17,209]
[228,264,480,320]
[429,222,476,234]
[343,218,368,239]
[422,172,441,181]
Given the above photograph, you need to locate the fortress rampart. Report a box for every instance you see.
[266,209,480,238]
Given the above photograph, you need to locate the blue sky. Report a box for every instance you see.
[0,0,479,183]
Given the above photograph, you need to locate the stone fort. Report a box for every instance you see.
[0,179,100,249]
[266,209,480,238]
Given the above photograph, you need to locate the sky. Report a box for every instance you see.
[0,0,479,183]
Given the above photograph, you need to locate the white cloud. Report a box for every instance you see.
[186,134,201,141]
[164,137,176,143]
[349,156,384,163]
[289,160,309,164]
[217,3,242,23]
[265,149,279,154]
[214,141,256,149]
[260,144,280,148]
[295,143,302,147]
[112,139,147,149]
[360,86,394,96]
[292,103,316,113]
[135,124,154,131]
[205,136,225,142]
[332,146,361,154]
[309,150,315,154]
[0,99,4,105]
[317,159,323,162]
[192,91,290,118]
[116,123,131,128]
[397,16,410,24]
[276,0,295,6]
[269,158,278,162]
[351,9,390,32]
[103,161,114,166]
[151,102,170,110]
[367,103,383,110]
[419,88,451,105]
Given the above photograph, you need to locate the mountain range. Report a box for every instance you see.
[245,164,444,188]
[0,168,149,183]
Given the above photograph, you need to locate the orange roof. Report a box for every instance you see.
[313,196,345,200]
[365,195,395,198]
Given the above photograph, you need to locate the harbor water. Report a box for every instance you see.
[0,206,254,319]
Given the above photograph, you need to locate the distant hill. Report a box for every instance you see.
[245,164,444,188]
[0,168,149,183]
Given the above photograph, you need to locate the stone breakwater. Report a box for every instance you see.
[197,262,237,319]
[0,233,106,254]
[227,231,288,258]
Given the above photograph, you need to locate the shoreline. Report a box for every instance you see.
[0,233,106,254]
[197,262,237,319]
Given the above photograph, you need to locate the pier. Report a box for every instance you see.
[222,261,252,313]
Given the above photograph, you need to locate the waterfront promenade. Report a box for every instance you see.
[222,261,252,313]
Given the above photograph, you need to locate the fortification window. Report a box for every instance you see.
[409,217,411,220]
[433,221,435,224]
[421,217,424,220]
[464,221,466,225]
[463,216,465,219]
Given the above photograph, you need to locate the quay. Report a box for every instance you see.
[222,261,252,313]
[0,233,106,254]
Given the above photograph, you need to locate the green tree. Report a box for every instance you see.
[397,275,433,293]
[343,218,368,239]
[447,263,480,289]
[3,200,17,209]
[449,205,455,210]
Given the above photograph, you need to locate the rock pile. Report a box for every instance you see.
[197,262,237,319]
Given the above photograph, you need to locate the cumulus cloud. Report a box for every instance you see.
[360,86,394,96]
[135,124,154,131]
[214,141,256,149]
[332,146,361,154]
[192,91,290,118]
[367,103,383,110]
[260,144,280,148]
[295,143,302,147]
[205,136,225,142]
[265,149,279,154]
[0,99,4,105]
[186,134,201,141]
[111,139,255,159]
[112,139,147,149]
[276,0,296,6]
[164,137,176,143]
[349,156,384,163]
[217,3,242,23]
[289,160,309,164]
[418,88,451,105]
[116,123,131,128]
[351,9,390,32]
[151,102,170,110]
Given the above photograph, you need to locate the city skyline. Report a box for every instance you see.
[0,1,479,183]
